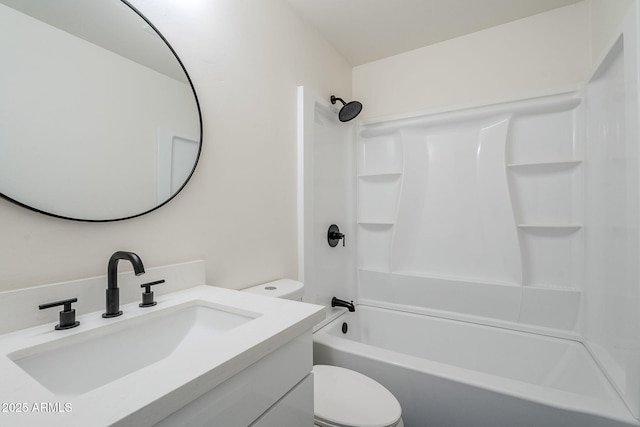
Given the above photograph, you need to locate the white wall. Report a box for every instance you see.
[353,2,591,121]
[0,0,351,292]
[589,0,635,68]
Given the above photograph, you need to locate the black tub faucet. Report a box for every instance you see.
[103,251,145,318]
[331,297,355,312]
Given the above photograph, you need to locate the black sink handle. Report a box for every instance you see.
[139,279,165,307]
[39,298,80,330]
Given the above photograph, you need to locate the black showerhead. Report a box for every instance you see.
[331,95,362,122]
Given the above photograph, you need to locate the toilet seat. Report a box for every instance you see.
[313,365,402,427]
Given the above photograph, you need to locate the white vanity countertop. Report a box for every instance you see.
[0,285,325,427]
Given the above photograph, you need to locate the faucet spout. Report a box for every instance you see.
[103,251,145,318]
[331,297,355,312]
[107,251,145,289]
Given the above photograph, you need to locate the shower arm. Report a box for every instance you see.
[330,95,346,106]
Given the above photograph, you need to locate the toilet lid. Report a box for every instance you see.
[313,365,401,427]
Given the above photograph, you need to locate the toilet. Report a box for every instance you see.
[242,278,304,301]
[313,364,403,427]
[243,279,404,427]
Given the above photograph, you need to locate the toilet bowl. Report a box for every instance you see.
[242,280,404,427]
[313,364,403,427]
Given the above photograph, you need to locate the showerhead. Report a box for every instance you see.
[331,95,362,122]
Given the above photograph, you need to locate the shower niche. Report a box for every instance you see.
[356,93,584,331]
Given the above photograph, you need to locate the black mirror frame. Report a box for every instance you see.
[0,0,203,222]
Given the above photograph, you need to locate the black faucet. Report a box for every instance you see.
[103,251,145,318]
[331,297,355,312]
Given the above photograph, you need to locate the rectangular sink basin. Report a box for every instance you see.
[9,300,257,397]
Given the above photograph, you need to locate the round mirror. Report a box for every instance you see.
[0,0,202,221]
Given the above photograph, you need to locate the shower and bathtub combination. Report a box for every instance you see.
[298,8,640,427]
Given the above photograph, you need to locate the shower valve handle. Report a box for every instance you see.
[330,232,345,246]
[328,224,345,247]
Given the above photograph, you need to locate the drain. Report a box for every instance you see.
[342,322,348,334]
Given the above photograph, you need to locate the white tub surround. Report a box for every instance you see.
[297,86,358,313]
[582,5,640,418]
[357,91,584,333]
[314,306,638,427]
[0,266,324,426]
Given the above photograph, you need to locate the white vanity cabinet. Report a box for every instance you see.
[0,274,324,427]
[250,375,314,427]
[153,333,315,427]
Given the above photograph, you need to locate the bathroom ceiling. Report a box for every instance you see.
[0,0,186,81]
[285,0,583,66]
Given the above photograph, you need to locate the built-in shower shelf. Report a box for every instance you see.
[518,224,582,231]
[358,220,395,226]
[507,160,583,170]
[524,284,582,292]
[358,172,402,179]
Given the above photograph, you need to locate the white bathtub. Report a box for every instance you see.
[313,305,639,427]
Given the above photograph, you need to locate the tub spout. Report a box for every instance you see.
[332,297,355,312]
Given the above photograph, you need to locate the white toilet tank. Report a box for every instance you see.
[242,279,304,301]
